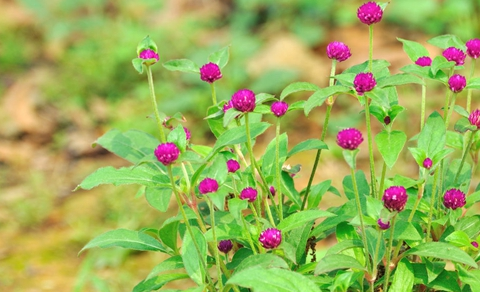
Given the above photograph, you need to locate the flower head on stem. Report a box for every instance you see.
[382,186,408,212]
[443,189,466,210]
[357,2,383,25]
[154,142,180,166]
[468,109,480,129]
[448,74,466,93]
[232,89,256,113]
[259,228,282,249]
[377,218,391,230]
[217,239,233,253]
[227,159,240,173]
[200,62,222,83]
[422,157,433,169]
[415,56,432,67]
[354,72,376,95]
[466,39,480,59]
[198,178,219,195]
[271,101,289,117]
[337,128,364,150]
[326,41,352,62]
[443,47,466,66]
[240,187,258,203]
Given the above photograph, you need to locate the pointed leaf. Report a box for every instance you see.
[427,34,465,50]
[277,210,335,232]
[375,130,407,169]
[163,59,199,73]
[181,227,207,285]
[213,122,271,152]
[397,38,431,62]
[304,85,351,116]
[133,273,189,292]
[390,258,414,292]
[418,112,446,156]
[280,82,319,100]
[208,45,230,69]
[404,242,477,268]
[145,187,172,212]
[315,254,365,275]
[287,139,328,158]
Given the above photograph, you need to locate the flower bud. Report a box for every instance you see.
[154,143,180,166]
[198,178,219,195]
[326,41,352,62]
[382,186,408,212]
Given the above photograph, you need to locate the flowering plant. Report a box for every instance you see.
[77,2,480,291]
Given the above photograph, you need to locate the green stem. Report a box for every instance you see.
[445,93,457,128]
[146,66,166,143]
[383,214,397,292]
[351,168,372,275]
[426,170,439,242]
[210,83,217,105]
[275,118,284,220]
[420,79,426,131]
[371,227,384,288]
[369,25,374,72]
[443,68,454,128]
[365,98,377,198]
[241,213,257,254]
[454,130,475,185]
[206,198,223,290]
[378,162,387,198]
[467,59,476,113]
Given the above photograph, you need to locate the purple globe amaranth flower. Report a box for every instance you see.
[269,186,276,197]
[354,72,376,95]
[326,41,352,62]
[472,241,479,248]
[337,128,364,150]
[382,186,408,212]
[227,159,240,173]
[357,2,383,25]
[468,109,480,130]
[231,89,256,113]
[139,49,159,64]
[443,47,466,66]
[198,178,219,195]
[423,157,433,169]
[448,74,466,93]
[271,101,289,117]
[466,39,480,59]
[259,228,282,249]
[154,142,180,166]
[415,56,432,67]
[240,187,258,202]
[200,62,222,83]
[218,239,233,253]
[443,188,466,210]
[223,100,234,112]
[377,219,390,230]
[183,127,191,141]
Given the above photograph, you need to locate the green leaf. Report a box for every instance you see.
[342,149,359,170]
[304,85,351,116]
[385,221,422,241]
[375,130,407,169]
[427,34,465,50]
[364,88,390,108]
[145,187,172,212]
[281,171,302,207]
[390,258,414,292]
[162,59,199,73]
[181,227,207,285]
[167,124,187,153]
[429,270,461,291]
[418,112,446,156]
[159,220,179,253]
[287,139,328,158]
[132,58,145,74]
[377,73,424,88]
[280,82,319,100]
[95,129,160,164]
[399,64,431,79]
[466,77,480,90]
[146,255,184,280]
[213,122,271,152]
[228,198,248,225]
[466,191,480,208]
[445,230,472,247]
[307,180,332,210]
[289,223,314,264]
[208,45,230,69]
[76,165,169,190]
[397,37,431,62]
[133,273,189,292]
[227,267,321,292]
[454,117,477,133]
[430,55,455,76]
[277,210,335,233]
[325,239,363,256]
[206,105,226,138]
[261,133,288,177]
[80,229,167,254]
[314,254,365,275]
[404,242,478,268]
[342,170,370,200]
[235,254,289,273]
[455,215,480,238]
[457,265,480,292]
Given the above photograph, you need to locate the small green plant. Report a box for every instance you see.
[77,2,480,291]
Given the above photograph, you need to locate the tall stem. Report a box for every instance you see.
[454,130,475,185]
[365,98,377,198]
[383,215,397,292]
[420,79,427,131]
[426,170,439,242]
[467,59,476,113]
[206,198,223,290]
[275,118,284,220]
[369,25,374,72]
[445,93,457,128]
[378,162,387,197]
[146,66,166,143]
[210,83,217,105]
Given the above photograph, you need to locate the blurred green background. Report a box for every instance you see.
[1,0,479,291]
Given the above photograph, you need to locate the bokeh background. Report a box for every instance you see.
[1,0,479,291]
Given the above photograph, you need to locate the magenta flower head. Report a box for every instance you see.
[357,2,383,25]
[354,72,376,95]
[443,47,466,66]
[472,241,479,248]
[139,49,159,62]
[183,127,191,141]
[271,101,289,117]
[223,100,234,113]
[227,159,240,173]
[466,39,480,59]
[415,56,432,67]
[326,41,352,62]
[448,74,466,93]
[259,228,282,249]
[468,109,480,129]
[154,142,180,166]
[269,186,276,197]
[240,187,258,202]
[231,89,256,113]
[337,128,364,150]
[218,239,233,253]
[198,178,219,195]
[443,188,466,210]
[423,157,433,169]
[382,186,408,212]
[377,219,390,230]
[200,62,222,83]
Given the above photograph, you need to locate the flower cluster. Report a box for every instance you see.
[154,143,180,166]
[415,56,432,67]
[443,47,466,66]
[337,128,364,150]
[443,189,466,210]
[198,178,219,195]
[448,74,466,93]
[382,186,408,212]
[354,72,376,95]
[259,228,282,249]
[271,101,289,117]
[357,2,383,25]
[326,41,352,62]
[231,89,256,113]
[466,38,480,59]
[240,187,258,202]
[200,62,222,83]
[468,109,480,129]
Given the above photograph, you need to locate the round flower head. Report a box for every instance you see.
[384,116,391,125]
[415,56,432,67]
[259,228,282,249]
[139,49,159,65]
[354,72,376,95]
[231,89,256,113]
[240,187,258,202]
[472,241,479,248]
[377,218,390,230]
[357,2,383,25]
[154,142,180,166]
[198,178,219,195]
[218,239,233,253]
[183,126,191,141]
[227,159,240,173]
[269,186,276,197]
[382,186,408,212]
[442,47,466,66]
[271,101,289,117]
[200,62,222,83]
[326,41,352,62]
[443,188,466,210]
[223,100,234,113]
[422,157,433,169]
[469,109,480,129]
[466,39,480,59]
[448,74,466,93]
[337,128,364,150]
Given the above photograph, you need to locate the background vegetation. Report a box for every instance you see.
[1,0,479,291]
